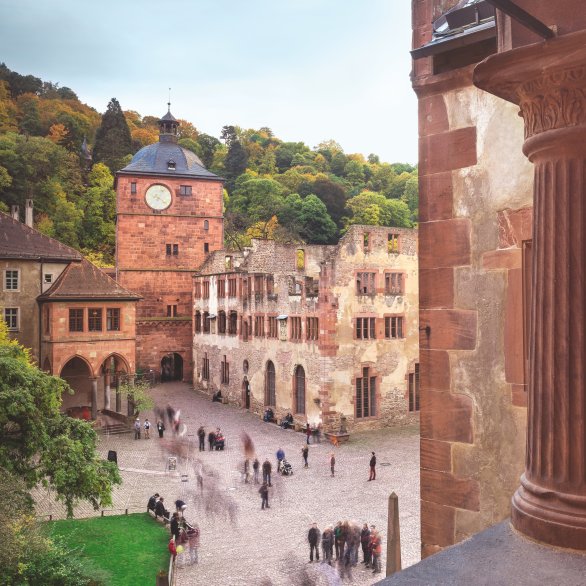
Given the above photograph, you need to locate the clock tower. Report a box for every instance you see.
[115,108,224,382]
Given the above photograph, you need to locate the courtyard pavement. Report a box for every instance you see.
[34,382,420,585]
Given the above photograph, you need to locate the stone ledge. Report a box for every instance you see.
[377,521,586,586]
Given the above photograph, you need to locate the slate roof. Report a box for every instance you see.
[0,212,83,262]
[118,142,222,180]
[38,259,141,301]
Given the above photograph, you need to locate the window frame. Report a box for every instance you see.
[4,269,19,291]
[69,308,84,332]
[106,308,121,331]
[88,308,103,332]
[355,366,377,419]
[4,307,19,331]
[355,317,376,340]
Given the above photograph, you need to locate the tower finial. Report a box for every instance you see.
[168,87,171,113]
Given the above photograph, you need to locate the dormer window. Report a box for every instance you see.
[167,159,176,170]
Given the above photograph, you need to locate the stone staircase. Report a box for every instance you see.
[98,422,131,436]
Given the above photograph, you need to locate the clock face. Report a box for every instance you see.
[145,184,172,210]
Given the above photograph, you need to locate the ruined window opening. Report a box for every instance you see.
[202,281,210,299]
[228,311,238,335]
[218,279,226,298]
[266,275,274,295]
[194,281,202,298]
[166,305,178,318]
[385,272,404,295]
[306,317,319,341]
[202,353,210,380]
[194,310,201,333]
[290,316,302,341]
[203,311,210,333]
[356,367,376,418]
[225,256,232,270]
[255,315,265,337]
[218,310,227,334]
[204,242,209,253]
[294,365,306,414]
[388,233,400,254]
[265,360,276,406]
[228,278,237,297]
[364,232,370,251]
[356,272,376,295]
[268,316,278,338]
[296,249,305,270]
[409,363,420,412]
[221,355,230,384]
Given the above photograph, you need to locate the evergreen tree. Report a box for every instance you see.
[93,98,132,173]
[221,125,248,192]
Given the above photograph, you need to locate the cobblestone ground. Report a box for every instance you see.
[34,382,420,585]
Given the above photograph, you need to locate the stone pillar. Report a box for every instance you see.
[104,360,111,411]
[90,378,98,420]
[127,375,135,417]
[115,373,121,413]
[475,31,586,549]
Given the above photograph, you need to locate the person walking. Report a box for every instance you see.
[253,458,260,484]
[334,521,343,560]
[302,446,309,468]
[198,426,206,451]
[321,525,334,565]
[276,447,285,472]
[371,529,382,574]
[208,429,216,451]
[170,512,181,541]
[259,482,270,509]
[134,418,141,440]
[361,523,372,566]
[308,523,321,562]
[187,525,200,565]
[330,453,335,477]
[305,423,311,444]
[368,451,376,481]
[243,459,251,483]
[157,419,165,438]
[143,418,151,439]
[262,458,272,486]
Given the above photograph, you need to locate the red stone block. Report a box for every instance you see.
[482,248,522,270]
[421,469,480,511]
[419,172,453,222]
[505,268,524,385]
[420,309,477,350]
[419,94,449,137]
[420,127,477,175]
[420,389,474,443]
[511,383,528,407]
[419,218,471,269]
[421,500,456,548]
[419,349,451,391]
[421,438,452,472]
[498,207,533,248]
[419,268,454,308]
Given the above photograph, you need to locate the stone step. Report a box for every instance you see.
[99,423,131,435]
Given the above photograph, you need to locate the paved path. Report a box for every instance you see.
[35,382,420,585]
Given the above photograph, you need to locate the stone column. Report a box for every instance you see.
[127,375,135,417]
[90,378,98,420]
[115,373,121,413]
[475,31,586,549]
[104,359,111,411]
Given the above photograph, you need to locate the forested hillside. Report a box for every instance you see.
[0,63,418,265]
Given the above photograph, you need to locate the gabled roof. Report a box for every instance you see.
[0,212,83,262]
[39,259,141,302]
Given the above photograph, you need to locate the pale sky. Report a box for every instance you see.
[0,0,417,164]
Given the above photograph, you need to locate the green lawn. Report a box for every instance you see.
[47,513,170,585]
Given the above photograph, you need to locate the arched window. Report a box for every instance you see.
[294,365,305,414]
[265,360,276,406]
[204,220,209,231]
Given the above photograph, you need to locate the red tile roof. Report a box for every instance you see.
[39,259,141,301]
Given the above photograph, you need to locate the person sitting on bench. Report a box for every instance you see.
[155,496,170,521]
[263,408,274,422]
[281,413,294,429]
[147,492,160,513]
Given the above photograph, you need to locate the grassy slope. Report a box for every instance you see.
[47,513,170,585]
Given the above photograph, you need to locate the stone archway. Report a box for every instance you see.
[161,353,183,382]
[100,354,130,414]
[60,356,93,417]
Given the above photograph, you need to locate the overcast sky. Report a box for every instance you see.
[0,0,417,164]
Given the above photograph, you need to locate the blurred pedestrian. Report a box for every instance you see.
[262,458,272,486]
[259,482,270,509]
[187,525,200,565]
[134,418,141,440]
[368,451,376,481]
[157,420,165,438]
[198,425,206,451]
[243,459,251,483]
[306,423,311,444]
[361,523,371,566]
[308,522,321,562]
[143,418,151,439]
[302,446,309,468]
[276,447,285,472]
[253,458,260,484]
[330,453,335,477]
[208,429,216,450]
[321,525,334,565]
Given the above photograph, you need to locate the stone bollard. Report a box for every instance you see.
[386,492,402,576]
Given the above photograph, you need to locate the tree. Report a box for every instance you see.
[221,125,248,191]
[93,98,132,173]
[280,193,337,244]
[402,175,419,221]
[197,133,221,169]
[0,322,121,517]
[345,190,413,228]
[311,176,348,229]
[229,176,285,224]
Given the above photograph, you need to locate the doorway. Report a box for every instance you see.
[242,378,251,409]
[161,353,183,382]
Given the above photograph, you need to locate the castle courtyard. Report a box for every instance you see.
[34,382,420,585]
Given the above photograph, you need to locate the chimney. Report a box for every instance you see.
[25,199,33,227]
[11,205,19,222]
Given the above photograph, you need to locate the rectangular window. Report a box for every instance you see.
[388,233,400,254]
[202,353,210,381]
[255,315,265,337]
[203,281,210,299]
[4,307,19,330]
[194,281,202,298]
[218,279,226,298]
[106,308,121,331]
[204,242,209,253]
[221,355,230,384]
[266,275,274,295]
[228,311,238,335]
[44,274,53,284]
[167,305,178,318]
[356,367,376,418]
[306,317,319,341]
[385,272,404,295]
[88,308,103,331]
[363,232,370,251]
[4,269,18,291]
[194,311,201,333]
[409,363,420,412]
[296,249,305,270]
[218,311,227,334]
[225,256,232,270]
[173,244,178,256]
[69,308,84,332]
[356,272,376,295]
[44,305,50,334]
[166,243,172,256]
[356,317,376,339]
[203,312,210,333]
[268,316,278,338]
[130,182,137,195]
[385,316,404,339]
[179,185,192,196]
[290,316,302,340]
[254,275,263,297]
[228,278,237,297]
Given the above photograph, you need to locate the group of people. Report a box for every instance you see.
[148,493,201,566]
[196,425,226,451]
[307,520,383,575]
